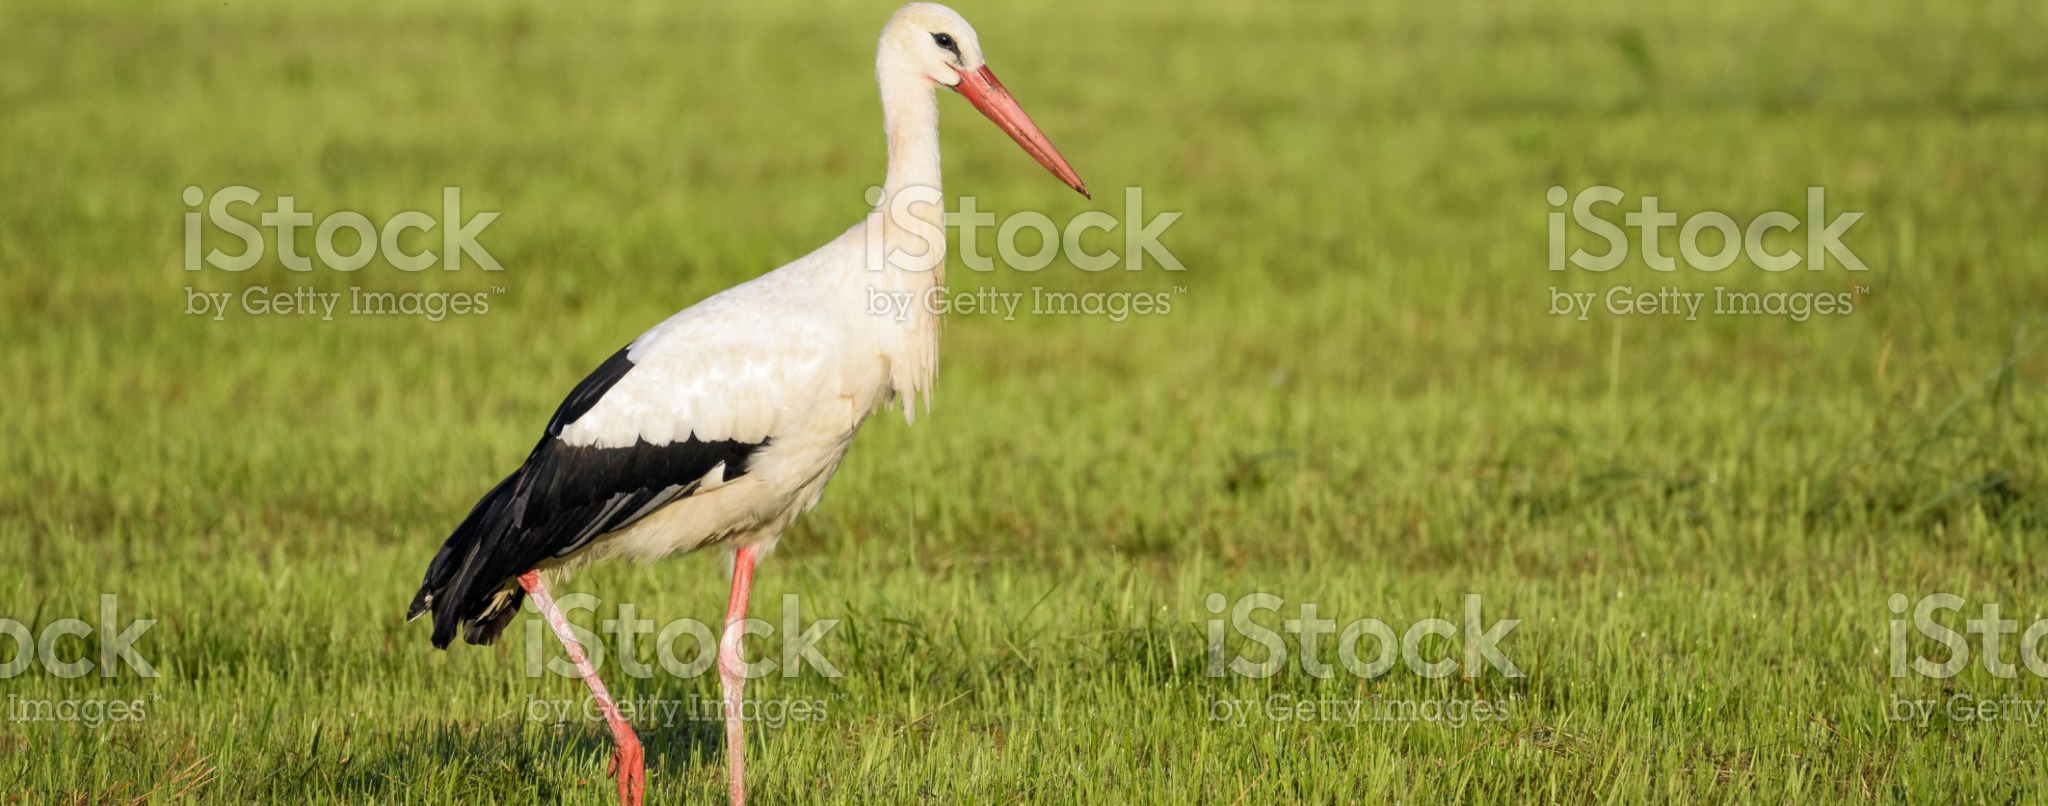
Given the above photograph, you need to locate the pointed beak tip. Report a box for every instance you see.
[957,64,1091,201]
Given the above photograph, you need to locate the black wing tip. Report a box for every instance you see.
[406,589,431,622]
[411,588,464,650]
[413,471,525,650]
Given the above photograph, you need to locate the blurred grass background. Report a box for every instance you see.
[2,0,2047,802]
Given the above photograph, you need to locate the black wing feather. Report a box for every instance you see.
[410,345,764,648]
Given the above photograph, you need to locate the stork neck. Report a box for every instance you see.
[870,69,947,286]
[859,64,947,419]
[879,73,943,202]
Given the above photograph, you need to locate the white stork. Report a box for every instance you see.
[406,5,1087,805]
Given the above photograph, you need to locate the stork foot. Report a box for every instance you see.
[608,736,645,806]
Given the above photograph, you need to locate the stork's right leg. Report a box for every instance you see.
[719,546,760,806]
[521,571,645,806]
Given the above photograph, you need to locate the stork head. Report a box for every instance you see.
[879,3,1090,198]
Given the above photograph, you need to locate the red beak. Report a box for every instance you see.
[951,65,1090,199]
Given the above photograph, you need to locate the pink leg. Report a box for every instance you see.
[520,571,644,806]
[719,547,759,806]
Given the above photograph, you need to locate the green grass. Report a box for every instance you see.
[4,0,2048,802]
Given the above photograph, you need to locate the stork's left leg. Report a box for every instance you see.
[520,571,645,806]
[719,546,759,806]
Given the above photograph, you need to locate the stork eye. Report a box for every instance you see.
[931,32,959,56]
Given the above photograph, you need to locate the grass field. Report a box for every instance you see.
[4,0,2048,802]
